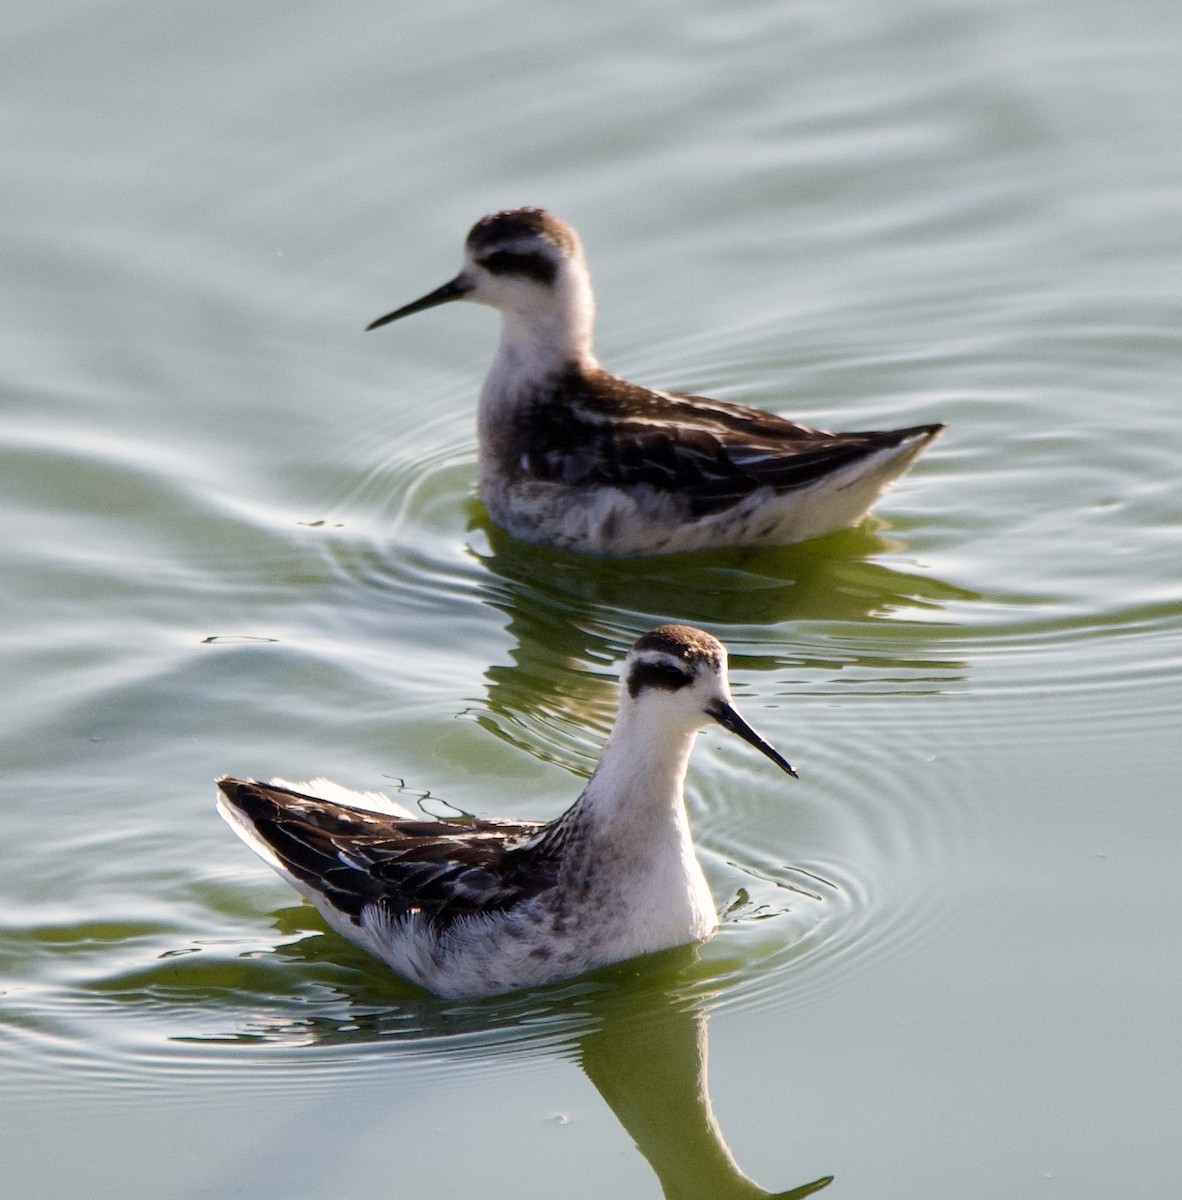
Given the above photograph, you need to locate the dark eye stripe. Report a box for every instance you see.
[476,249,558,286]
[627,660,692,698]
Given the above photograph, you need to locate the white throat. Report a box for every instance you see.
[583,701,701,836]
[478,267,598,417]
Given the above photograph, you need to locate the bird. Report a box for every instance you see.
[366,206,943,556]
[217,624,797,999]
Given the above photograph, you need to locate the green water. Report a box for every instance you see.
[3,0,1181,1196]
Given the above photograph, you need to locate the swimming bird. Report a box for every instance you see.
[367,207,943,556]
[217,624,796,998]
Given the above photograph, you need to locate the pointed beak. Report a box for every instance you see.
[706,700,797,779]
[366,274,473,331]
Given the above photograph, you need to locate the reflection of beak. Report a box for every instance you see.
[366,275,473,331]
[706,699,798,778]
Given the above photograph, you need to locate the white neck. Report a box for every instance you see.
[570,700,717,947]
[580,702,700,840]
[478,270,598,417]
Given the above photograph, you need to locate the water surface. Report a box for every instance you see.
[3,1,1181,1197]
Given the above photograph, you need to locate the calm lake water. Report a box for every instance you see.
[3,1,1181,1197]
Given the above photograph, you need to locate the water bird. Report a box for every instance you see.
[217,624,797,998]
[367,207,943,556]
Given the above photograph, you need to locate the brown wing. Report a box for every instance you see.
[218,778,557,928]
[504,366,942,517]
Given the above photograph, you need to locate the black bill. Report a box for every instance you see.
[366,274,473,331]
[707,700,797,779]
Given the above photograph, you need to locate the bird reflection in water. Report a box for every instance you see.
[205,929,832,1199]
[469,514,975,762]
[578,964,833,1199]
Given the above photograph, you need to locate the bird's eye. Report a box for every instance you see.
[627,660,692,698]
[477,250,557,285]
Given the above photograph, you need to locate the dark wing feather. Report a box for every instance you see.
[219,778,556,928]
[503,366,942,517]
